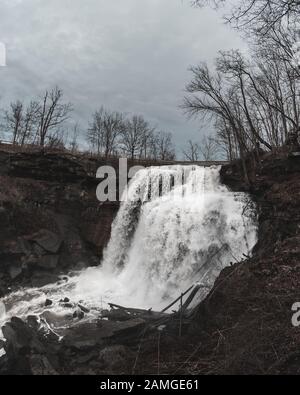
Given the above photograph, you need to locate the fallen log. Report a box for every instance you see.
[180,284,202,313]
[101,308,132,322]
[161,285,194,313]
[108,303,170,322]
[109,303,152,314]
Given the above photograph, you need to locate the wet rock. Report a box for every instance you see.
[63,303,73,309]
[78,304,90,314]
[45,299,53,307]
[73,309,85,320]
[0,339,6,350]
[40,311,73,329]
[75,261,87,270]
[27,315,40,331]
[2,317,44,355]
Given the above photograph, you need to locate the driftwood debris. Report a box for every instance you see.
[180,284,202,313]
[160,285,194,313]
[103,284,203,331]
[96,284,203,342]
[106,303,169,322]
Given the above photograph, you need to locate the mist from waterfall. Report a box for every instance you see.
[0,165,257,331]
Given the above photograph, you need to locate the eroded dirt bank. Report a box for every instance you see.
[0,149,299,375]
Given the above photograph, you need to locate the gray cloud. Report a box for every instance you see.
[0,0,243,152]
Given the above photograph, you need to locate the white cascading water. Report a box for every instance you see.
[0,165,257,336]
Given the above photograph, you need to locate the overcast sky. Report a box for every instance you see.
[0,0,243,152]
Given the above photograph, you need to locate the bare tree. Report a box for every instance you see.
[147,132,159,160]
[87,107,123,158]
[182,140,201,161]
[183,61,252,181]
[69,123,80,153]
[199,135,220,160]
[37,87,72,147]
[46,130,65,150]
[156,131,176,161]
[139,126,156,159]
[193,0,300,34]
[184,47,300,148]
[19,101,40,146]
[87,108,105,155]
[216,50,273,150]
[5,101,23,145]
[121,115,151,160]
[214,117,237,161]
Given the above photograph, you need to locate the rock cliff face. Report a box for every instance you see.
[0,149,119,295]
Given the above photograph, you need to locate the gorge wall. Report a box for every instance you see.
[0,149,119,295]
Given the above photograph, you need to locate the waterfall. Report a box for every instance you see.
[0,165,257,332]
[76,165,257,309]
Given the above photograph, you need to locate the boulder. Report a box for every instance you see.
[30,229,62,254]
[2,317,44,355]
[26,315,40,331]
[13,238,32,255]
[33,243,47,256]
[78,304,90,313]
[73,309,85,320]
[8,264,22,280]
[63,303,73,309]
[37,255,59,270]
